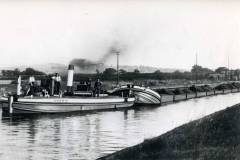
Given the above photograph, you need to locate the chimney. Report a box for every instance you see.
[67,65,74,94]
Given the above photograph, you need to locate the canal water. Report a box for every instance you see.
[0,92,240,160]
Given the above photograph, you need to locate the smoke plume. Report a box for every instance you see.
[70,41,128,73]
[99,41,127,63]
[70,58,105,73]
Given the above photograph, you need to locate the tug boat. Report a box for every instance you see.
[0,65,135,115]
[0,96,135,115]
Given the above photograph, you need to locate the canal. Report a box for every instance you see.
[0,92,240,160]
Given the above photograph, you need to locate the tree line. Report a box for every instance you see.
[1,68,45,79]
[1,65,240,81]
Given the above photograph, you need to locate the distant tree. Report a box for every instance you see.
[191,65,213,75]
[154,70,161,74]
[133,69,140,73]
[1,69,20,77]
[22,68,45,75]
[1,68,44,77]
[103,68,117,75]
[234,69,240,76]
[215,67,229,74]
[119,69,127,74]
[191,65,213,80]
[234,69,240,80]
[96,69,100,74]
[172,70,182,78]
[13,68,21,76]
[191,65,201,73]
[1,70,6,76]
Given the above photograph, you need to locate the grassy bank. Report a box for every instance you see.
[99,103,240,160]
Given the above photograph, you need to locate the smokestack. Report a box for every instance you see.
[67,65,74,93]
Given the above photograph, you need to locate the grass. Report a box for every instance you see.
[98,103,240,160]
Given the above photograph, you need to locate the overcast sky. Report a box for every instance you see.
[0,0,240,70]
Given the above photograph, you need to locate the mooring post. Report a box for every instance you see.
[160,94,162,106]
[8,96,13,115]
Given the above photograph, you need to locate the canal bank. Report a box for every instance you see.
[99,103,240,160]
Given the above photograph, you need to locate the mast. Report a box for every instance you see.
[116,51,120,85]
[228,55,230,81]
[195,52,198,84]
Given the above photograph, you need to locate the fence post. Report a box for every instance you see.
[206,91,207,96]
[223,89,225,94]
[185,92,188,100]
[173,94,175,102]
[195,91,198,98]
[214,89,216,95]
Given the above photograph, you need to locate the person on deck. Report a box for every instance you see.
[52,73,61,95]
[94,79,102,97]
[43,75,52,96]
[86,78,92,91]
[26,75,35,96]
[29,75,35,85]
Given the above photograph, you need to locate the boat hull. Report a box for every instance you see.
[1,97,135,115]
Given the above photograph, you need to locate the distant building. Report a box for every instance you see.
[208,73,225,81]
[210,70,240,81]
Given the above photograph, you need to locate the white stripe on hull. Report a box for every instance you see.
[12,102,134,113]
[111,85,161,105]
[134,92,161,104]
[17,97,131,104]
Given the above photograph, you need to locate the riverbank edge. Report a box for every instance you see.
[98,103,240,160]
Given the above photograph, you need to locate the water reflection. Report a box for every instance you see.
[1,93,240,159]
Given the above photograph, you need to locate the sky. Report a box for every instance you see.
[0,0,240,70]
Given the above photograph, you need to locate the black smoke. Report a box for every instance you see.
[99,41,127,63]
[70,58,105,73]
[70,41,127,73]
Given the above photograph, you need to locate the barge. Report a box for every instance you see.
[0,64,135,115]
[109,85,161,105]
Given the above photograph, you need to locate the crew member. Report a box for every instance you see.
[86,78,92,91]
[44,75,52,96]
[26,75,35,96]
[52,73,61,95]
[94,79,102,97]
